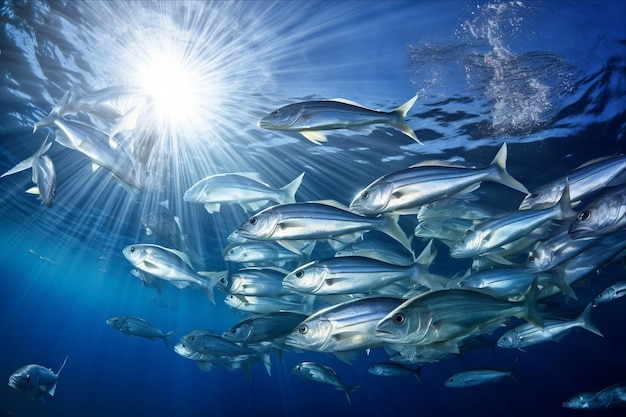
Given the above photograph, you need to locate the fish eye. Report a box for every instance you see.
[144,170,150,177]
[578,210,591,221]
[295,270,304,278]
[113,318,119,323]
[249,217,258,225]
[220,277,227,283]
[361,191,369,200]
[392,313,405,324]
[530,193,538,198]
[272,110,280,115]
[189,335,195,341]
[230,328,236,333]
[296,366,301,371]
[528,254,535,263]
[130,246,135,252]
[298,324,308,334]
[26,375,31,384]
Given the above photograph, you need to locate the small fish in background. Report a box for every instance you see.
[562,381,626,410]
[141,201,190,251]
[258,95,420,145]
[105,315,176,347]
[496,303,603,350]
[183,171,305,214]
[594,280,626,306]
[291,361,360,404]
[444,362,517,387]
[1,137,56,207]
[8,356,68,399]
[368,363,422,381]
[28,248,56,265]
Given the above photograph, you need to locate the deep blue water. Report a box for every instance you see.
[0,1,625,416]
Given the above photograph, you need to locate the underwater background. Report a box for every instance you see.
[0,1,625,416]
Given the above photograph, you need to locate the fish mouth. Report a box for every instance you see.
[375,328,399,340]
[8,376,18,389]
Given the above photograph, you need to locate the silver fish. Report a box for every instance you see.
[444,366,516,387]
[376,283,542,345]
[106,315,176,347]
[349,143,529,215]
[218,267,293,297]
[122,243,225,304]
[222,312,308,346]
[285,297,406,353]
[283,241,444,295]
[497,303,602,349]
[223,240,315,268]
[224,294,315,315]
[34,85,150,140]
[49,118,149,191]
[8,356,68,399]
[229,200,412,254]
[520,154,626,210]
[568,186,626,238]
[258,95,420,145]
[525,228,598,273]
[184,172,304,214]
[594,280,626,305]
[451,183,576,258]
[291,361,360,404]
[368,363,422,381]
[28,154,56,207]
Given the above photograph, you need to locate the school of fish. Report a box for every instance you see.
[5,85,626,409]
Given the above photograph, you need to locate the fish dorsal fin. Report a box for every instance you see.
[301,130,328,145]
[313,199,352,211]
[409,160,468,168]
[329,98,368,108]
[162,247,193,268]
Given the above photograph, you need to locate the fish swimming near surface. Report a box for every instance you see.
[1,137,56,207]
[349,143,529,215]
[106,315,177,347]
[258,95,420,145]
[33,85,151,141]
[8,356,68,399]
[184,172,305,214]
[519,154,626,210]
[291,361,360,404]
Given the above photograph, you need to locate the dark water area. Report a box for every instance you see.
[0,1,625,416]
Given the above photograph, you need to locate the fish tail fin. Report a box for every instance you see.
[345,385,360,405]
[489,143,530,194]
[57,355,68,377]
[33,88,73,133]
[198,270,228,305]
[389,94,422,144]
[109,105,143,144]
[577,302,604,337]
[522,278,544,329]
[1,138,52,178]
[381,213,414,253]
[280,172,305,204]
[164,329,178,348]
[261,353,272,376]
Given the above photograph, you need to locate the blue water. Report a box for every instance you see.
[1,1,625,416]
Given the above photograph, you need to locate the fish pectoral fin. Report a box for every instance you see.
[277,240,308,254]
[46,383,56,396]
[91,162,101,173]
[170,281,191,289]
[25,186,40,195]
[301,130,328,145]
[196,362,213,372]
[203,203,221,214]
